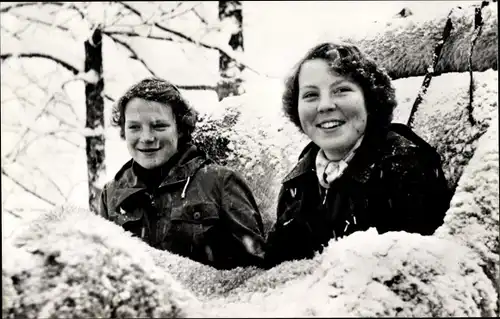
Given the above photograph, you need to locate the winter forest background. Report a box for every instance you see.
[2,1,499,318]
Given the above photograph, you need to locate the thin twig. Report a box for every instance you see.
[192,6,209,25]
[104,32,216,91]
[115,1,269,77]
[467,1,490,126]
[165,2,202,20]
[10,11,70,32]
[1,2,85,19]
[105,33,159,77]
[4,209,23,219]
[1,167,57,207]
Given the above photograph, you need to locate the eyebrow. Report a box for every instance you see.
[299,79,347,90]
[125,119,170,124]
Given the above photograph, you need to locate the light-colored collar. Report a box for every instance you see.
[316,135,365,188]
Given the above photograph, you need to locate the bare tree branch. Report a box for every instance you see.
[1,53,80,75]
[10,11,70,32]
[1,167,57,207]
[4,90,67,163]
[165,2,202,21]
[161,2,183,19]
[192,6,209,25]
[21,162,68,200]
[4,209,23,219]
[1,2,43,13]
[115,1,269,77]
[103,30,176,41]
[176,84,217,91]
[1,2,86,19]
[104,33,217,91]
[104,93,115,102]
[105,33,159,77]
[1,19,30,40]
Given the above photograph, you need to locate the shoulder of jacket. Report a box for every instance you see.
[113,159,134,181]
[381,129,441,166]
[192,162,234,180]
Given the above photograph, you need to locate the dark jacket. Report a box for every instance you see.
[99,144,266,270]
[265,123,452,268]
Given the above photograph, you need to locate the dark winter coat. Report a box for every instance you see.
[99,144,266,270]
[264,123,452,268]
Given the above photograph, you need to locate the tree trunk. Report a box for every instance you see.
[216,1,244,101]
[84,27,105,213]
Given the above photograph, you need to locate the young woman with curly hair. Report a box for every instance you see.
[265,42,452,267]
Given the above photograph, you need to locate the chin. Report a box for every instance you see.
[136,159,159,170]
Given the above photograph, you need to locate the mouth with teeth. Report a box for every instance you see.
[316,120,345,130]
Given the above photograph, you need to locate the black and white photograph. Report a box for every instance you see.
[1,1,498,317]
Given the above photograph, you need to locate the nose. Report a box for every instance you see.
[140,128,156,143]
[317,94,336,113]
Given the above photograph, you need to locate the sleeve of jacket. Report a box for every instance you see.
[98,183,109,219]
[219,169,267,268]
[379,146,452,235]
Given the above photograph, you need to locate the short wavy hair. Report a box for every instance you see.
[111,77,198,147]
[282,42,397,138]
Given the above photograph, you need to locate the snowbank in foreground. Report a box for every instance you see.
[3,195,498,317]
[3,206,203,318]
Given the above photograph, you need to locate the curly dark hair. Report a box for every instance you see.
[282,42,397,138]
[111,77,198,147]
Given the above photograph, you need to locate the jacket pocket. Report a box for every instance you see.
[169,202,220,247]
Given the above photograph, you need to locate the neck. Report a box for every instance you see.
[133,151,181,189]
[323,135,364,162]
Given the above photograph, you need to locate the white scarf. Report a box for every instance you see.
[315,136,364,189]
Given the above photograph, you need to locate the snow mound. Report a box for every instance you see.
[3,205,498,317]
[436,112,499,297]
[2,205,204,319]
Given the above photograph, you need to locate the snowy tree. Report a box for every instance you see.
[216,1,245,100]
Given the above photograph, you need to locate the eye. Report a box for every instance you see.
[153,123,169,131]
[301,91,318,100]
[127,124,140,130]
[334,86,352,94]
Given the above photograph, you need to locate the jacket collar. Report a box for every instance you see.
[282,134,384,186]
[109,144,211,211]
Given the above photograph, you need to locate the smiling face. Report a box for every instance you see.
[124,97,179,169]
[297,59,368,160]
